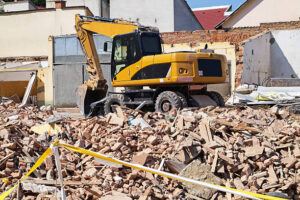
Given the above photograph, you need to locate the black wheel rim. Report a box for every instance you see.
[161,99,172,112]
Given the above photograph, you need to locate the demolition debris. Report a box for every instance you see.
[0,100,299,199]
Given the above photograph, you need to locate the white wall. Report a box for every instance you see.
[174,0,202,31]
[223,0,300,28]
[4,0,36,12]
[270,30,300,78]
[242,32,271,85]
[0,7,87,58]
[46,0,108,17]
[110,0,174,32]
[242,30,300,85]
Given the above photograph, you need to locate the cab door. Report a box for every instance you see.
[111,33,142,82]
[111,35,130,81]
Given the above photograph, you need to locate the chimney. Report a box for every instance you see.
[55,1,66,9]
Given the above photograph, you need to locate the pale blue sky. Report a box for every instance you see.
[187,0,247,10]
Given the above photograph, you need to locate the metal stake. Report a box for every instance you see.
[54,147,66,200]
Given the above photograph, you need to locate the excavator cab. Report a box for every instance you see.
[111,31,162,79]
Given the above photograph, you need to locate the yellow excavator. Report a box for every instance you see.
[75,14,227,116]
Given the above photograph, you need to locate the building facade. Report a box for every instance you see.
[3,0,36,12]
[46,0,109,17]
[110,0,202,32]
[0,4,90,58]
[217,0,300,29]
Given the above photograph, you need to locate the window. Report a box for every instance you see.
[141,35,162,56]
[113,37,128,76]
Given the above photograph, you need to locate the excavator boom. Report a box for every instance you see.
[75,14,142,116]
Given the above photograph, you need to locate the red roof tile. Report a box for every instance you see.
[193,6,230,30]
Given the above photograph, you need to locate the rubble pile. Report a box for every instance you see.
[0,100,299,199]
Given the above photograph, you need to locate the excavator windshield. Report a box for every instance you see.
[111,31,162,79]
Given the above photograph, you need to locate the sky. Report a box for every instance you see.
[186,0,247,10]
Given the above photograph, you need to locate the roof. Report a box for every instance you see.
[192,5,232,30]
[215,0,250,29]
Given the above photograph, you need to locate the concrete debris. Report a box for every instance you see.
[22,182,60,195]
[0,100,299,199]
[130,118,150,129]
[179,161,222,199]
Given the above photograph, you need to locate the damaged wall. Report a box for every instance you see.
[241,30,300,86]
[242,32,271,85]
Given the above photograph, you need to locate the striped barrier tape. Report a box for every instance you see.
[0,140,287,200]
[0,139,59,200]
[58,142,287,200]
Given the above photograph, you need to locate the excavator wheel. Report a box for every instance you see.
[155,91,182,113]
[175,92,188,108]
[207,91,225,107]
[104,94,124,115]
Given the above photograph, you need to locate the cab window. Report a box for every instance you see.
[113,37,128,76]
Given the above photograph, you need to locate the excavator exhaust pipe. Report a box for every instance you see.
[76,84,108,117]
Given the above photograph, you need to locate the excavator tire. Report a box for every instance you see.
[207,91,225,107]
[175,92,188,108]
[104,94,124,115]
[155,91,182,113]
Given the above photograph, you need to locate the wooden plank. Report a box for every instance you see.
[20,72,37,107]
[199,120,213,143]
[211,149,219,173]
[203,145,235,165]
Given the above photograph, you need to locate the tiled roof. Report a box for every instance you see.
[193,5,232,30]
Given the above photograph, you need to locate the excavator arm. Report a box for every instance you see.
[75,14,140,116]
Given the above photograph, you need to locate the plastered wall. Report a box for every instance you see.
[0,7,87,58]
[242,30,300,86]
[242,32,271,85]
[270,30,300,78]
[222,0,300,28]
